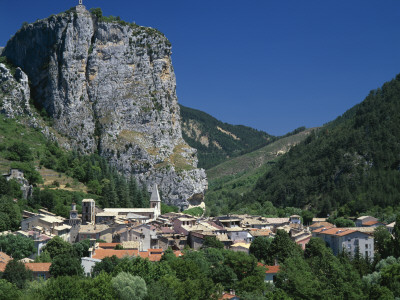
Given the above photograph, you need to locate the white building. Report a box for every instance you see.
[312,227,374,258]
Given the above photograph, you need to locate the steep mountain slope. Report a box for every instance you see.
[247,74,400,216]
[0,6,206,207]
[180,104,274,169]
[206,128,313,181]
[204,129,312,216]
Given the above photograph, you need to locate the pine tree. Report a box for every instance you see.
[129,177,139,207]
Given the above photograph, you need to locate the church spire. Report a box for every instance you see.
[150,184,161,202]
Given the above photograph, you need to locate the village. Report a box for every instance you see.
[0,182,394,290]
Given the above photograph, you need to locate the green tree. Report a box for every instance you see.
[305,238,364,298]
[2,260,33,289]
[113,256,172,284]
[275,255,321,299]
[380,262,400,297]
[6,141,33,162]
[0,234,35,260]
[111,272,147,300]
[334,217,355,227]
[92,255,120,276]
[49,253,84,277]
[0,279,22,300]
[146,279,178,300]
[42,236,72,259]
[39,188,55,211]
[301,210,314,226]
[34,251,52,263]
[72,239,91,258]
[374,226,393,259]
[202,236,224,249]
[85,271,117,300]
[249,236,272,262]
[90,7,103,18]
[267,230,303,264]
[40,276,86,299]
[0,196,22,231]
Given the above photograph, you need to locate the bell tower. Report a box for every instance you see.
[76,0,86,12]
[149,184,161,219]
[69,203,81,243]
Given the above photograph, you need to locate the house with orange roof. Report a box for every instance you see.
[220,290,240,300]
[361,220,386,227]
[91,248,139,260]
[0,262,51,280]
[355,216,379,227]
[0,252,11,264]
[258,263,280,284]
[25,263,51,280]
[312,227,374,258]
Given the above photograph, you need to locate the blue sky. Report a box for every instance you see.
[1,1,400,135]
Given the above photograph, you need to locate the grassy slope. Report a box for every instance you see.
[0,115,87,193]
[205,128,313,203]
[207,128,314,182]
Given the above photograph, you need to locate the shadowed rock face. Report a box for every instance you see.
[2,7,207,207]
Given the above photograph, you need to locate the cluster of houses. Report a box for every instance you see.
[0,183,397,291]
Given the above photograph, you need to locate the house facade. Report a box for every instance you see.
[312,227,374,258]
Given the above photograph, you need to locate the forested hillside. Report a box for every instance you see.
[180,105,274,169]
[243,74,400,219]
[0,114,152,231]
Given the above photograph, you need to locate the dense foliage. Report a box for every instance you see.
[180,104,274,169]
[2,227,400,299]
[0,234,35,260]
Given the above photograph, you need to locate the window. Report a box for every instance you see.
[365,244,368,249]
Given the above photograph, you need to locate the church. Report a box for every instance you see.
[69,184,162,243]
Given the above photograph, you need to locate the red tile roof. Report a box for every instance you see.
[258,263,280,274]
[221,293,237,299]
[363,220,381,226]
[174,251,183,257]
[98,243,121,248]
[92,249,138,260]
[0,262,51,273]
[315,227,356,236]
[92,248,183,262]
[25,263,51,272]
[0,252,11,264]
[265,265,280,274]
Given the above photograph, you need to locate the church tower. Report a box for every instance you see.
[149,184,161,219]
[69,203,81,243]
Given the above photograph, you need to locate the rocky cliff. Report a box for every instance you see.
[1,6,207,208]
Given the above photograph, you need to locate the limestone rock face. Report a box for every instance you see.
[0,64,32,118]
[2,7,207,207]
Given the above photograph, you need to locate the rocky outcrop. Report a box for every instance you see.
[0,64,32,118]
[2,6,207,207]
